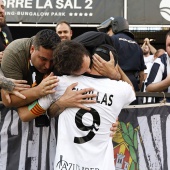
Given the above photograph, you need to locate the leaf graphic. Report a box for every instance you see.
[130,161,135,170]
[129,145,137,163]
[128,123,134,140]
[134,130,138,150]
[122,133,133,146]
[120,122,128,134]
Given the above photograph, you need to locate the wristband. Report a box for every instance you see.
[28,100,46,116]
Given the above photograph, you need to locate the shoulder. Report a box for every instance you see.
[117,80,133,88]
[115,80,136,103]
[154,53,168,66]
[2,38,33,74]
[5,37,33,54]
[10,37,33,46]
[108,79,133,92]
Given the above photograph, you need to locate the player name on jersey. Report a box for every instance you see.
[73,87,114,106]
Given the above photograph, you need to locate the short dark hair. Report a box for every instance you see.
[33,29,61,50]
[93,44,118,65]
[53,40,90,75]
[56,20,71,30]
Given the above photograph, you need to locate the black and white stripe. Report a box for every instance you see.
[0,104,58,170]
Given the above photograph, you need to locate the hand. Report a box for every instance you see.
[92,51,121,80]
[2,78,30,103]
[57,82,97,111]
[8,78,30,91]
[144,38,150,45]
[110,119,119,137]
[37,72,59,97]
[0,51,4,64]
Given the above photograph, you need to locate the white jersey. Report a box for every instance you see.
[144,55,154,74]
[38,74,135,170]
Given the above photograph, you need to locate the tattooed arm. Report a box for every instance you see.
[0,76,15,91]
[0,69,16,92]
[0,76,30,103]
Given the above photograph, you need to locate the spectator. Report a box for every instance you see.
[17,41,135,170]
[144,48,165,82]
[55,20,72,41]
[1,29,60,107]
[0,29,96,170]
[0,0,13,64]
[97,16,145,96]
[141,38,157,81]
[0,0,31,102]
[141,38,157,58]
[143,48,165,103]
[146,31,170,102]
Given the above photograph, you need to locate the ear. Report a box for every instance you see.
[107,28,114,36]
[70,30,73,37]
[30,45,35,54]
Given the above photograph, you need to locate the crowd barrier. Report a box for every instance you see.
[0,92,170,170]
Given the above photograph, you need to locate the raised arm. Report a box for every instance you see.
[141,38,157,55]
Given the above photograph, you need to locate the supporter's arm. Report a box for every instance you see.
[0,77,30,102]
[141,40,146,51]
[146,39,157,55]
[142,38,157,54]
[145,58,166,92]
[1,73,59,107]
[0,66,31,101]
[146,74,170,92]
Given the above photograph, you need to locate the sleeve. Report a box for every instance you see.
[38,91,60,110]
[38,77,70,110]
[122,82,136,107]
[145,57,165,87]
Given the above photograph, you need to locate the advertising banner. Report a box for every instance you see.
[4,0,170,25]
[4,0,123,24]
